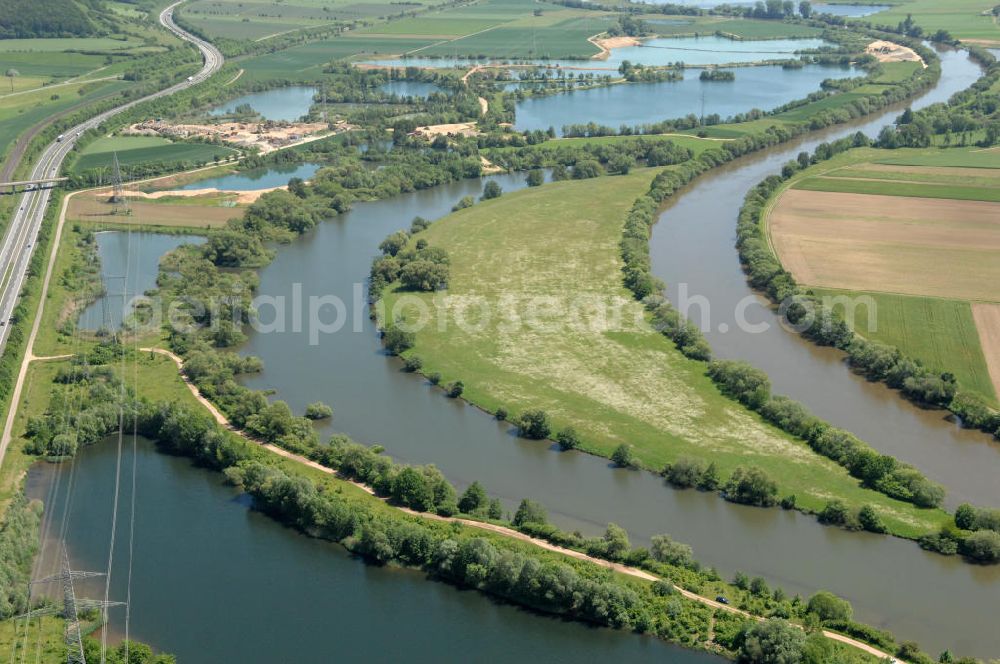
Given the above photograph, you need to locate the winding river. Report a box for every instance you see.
[39,46,1000,659]
[650,47,1000,511]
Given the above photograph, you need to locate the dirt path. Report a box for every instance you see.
[142,348,900,662]
[588,34,640,61]
[225,69,244,86]
[477,96,488,115]
[972,303,1000,400]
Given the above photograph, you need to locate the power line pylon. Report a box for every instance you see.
[20,546,124,664]
[110,152,129,216]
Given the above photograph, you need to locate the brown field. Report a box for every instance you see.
[972,303,1000,399]
[67,191,240,228]
[770,189,1000,301]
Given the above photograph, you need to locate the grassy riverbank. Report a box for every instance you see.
[379,171,950,539]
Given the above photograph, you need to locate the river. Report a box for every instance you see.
[27,439,722,664]
[48,47,1000,659]
[649,46,1000,511]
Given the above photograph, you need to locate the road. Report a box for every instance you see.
[0,0,223,353]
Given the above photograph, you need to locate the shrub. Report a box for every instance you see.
[707,360,771,410]
[858,505,887,533]
[446,381,464,398]
[458,481,488,514]
[738,619,805,664]
[556,427,580,451]
[723,466,777,507]
[518,410,551,439]
[611,444,636,469]
[818,500,849,526]
[304,402,333,420]
[428,372,442,385]
[807,591,853,623]
[382,325,414,355]
[494,407,507,421]
[481,180,502,200]
[512,499,547,527]
[403,356,423,372]
[959,530,1000,563]
[664,457,705,488]
[526,169,544,187]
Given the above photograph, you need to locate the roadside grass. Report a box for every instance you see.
[70,138,237,173]
[814,288,998,403]
[380,171,949,538]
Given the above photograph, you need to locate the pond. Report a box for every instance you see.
[78,232,203,332]
[513,63,854,134]
[208,86,317,122]
[361,36,831,69]
[179,162,323,191]
[27,438,724,664]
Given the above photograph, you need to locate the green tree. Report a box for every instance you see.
[798,1,811,18]
[512,499,547,527]
[391,467,434,511]
[526,169,545,187]
[518,410,551,439]
[738,619,805,664]
[304,402,332,420]
[724,466,777,507]
[5,68,17,93]
[807,591,853,622]
[481,180,502,200]
[556,427,580,451]
[858,505,886,533]
[383,325,415,355]
[459,481,488,514]
[611,444,636,468]
[602,523,631,561]
[487,498,503,520]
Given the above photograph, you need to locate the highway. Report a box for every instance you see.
[0,1,223,351]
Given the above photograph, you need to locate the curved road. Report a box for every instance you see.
[0,1,222,353]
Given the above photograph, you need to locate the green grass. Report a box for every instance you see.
[415,14,611,59]
[792,175,1000,201]
[873,148,1000,168]
[0,616,69,664]
[709,18,823,39]
[870,61,922,84]
[240,36,441,80]
[862,0,999,44]
[70,137,237,173]
[0,37,142,52]
[815,289,997,403]
[379,171,948,538]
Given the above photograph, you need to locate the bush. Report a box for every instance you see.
[858,505,887,533]
[383,325,414,355]
[738,619,805,664]
[818,500,850,526]
[458,481,488,514]
[707,360,771,410]
[807,591,853,623]
[512,499,547,527]
[556,427,580,451]
[664,457,705,488]
[526,169,545,187]
[446,381,464,398]
[611,443,636,468]
[494,407,507,421]
[452,195,475,211]
[723,466,777,507]
[518,410,551,439]
[959,530,1000,563]
[403,356,423,372]
[428,372,442,385]
[481,180,502,200]
[304,402,333,420]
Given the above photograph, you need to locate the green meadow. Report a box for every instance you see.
[71,136,236,173]
[381,170,948,537]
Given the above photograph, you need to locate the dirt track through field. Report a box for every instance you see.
[972,304,1000,400]
[770,189,1000,301]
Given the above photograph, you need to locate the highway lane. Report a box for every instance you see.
[0,1,223,351]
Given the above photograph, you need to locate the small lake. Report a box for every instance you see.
[514,63,854,134]
[362,36,829,69]
[180,162,323,191]
[380,80,441,98]
[209,86,317,122]
[27,438,725,664]
[78,232,203,332]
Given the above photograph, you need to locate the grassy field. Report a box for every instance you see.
[767,147,1000,402]
[240,36,442,80]
[380,171,948,537]
[70,137,237,173]
[181,0,451,41]
[862,0,1000,44]
[814,289,997,402]
[0,616,69,664]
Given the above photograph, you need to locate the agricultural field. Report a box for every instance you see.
[240,35,441,80]
[380,170,947,536]
[860,0,1000,45]
[814,289,997,402]
[70,136,237,173]
[767,147,1000,400]
[179,0,445,41]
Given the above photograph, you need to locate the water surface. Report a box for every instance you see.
[379,80,441,98]
[78,232,202,332]
[514,63,854,133]
[179,162,322,191]
[209,86,317,121]
[27,439,723,664]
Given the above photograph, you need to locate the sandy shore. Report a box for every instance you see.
[866,40,927,68]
